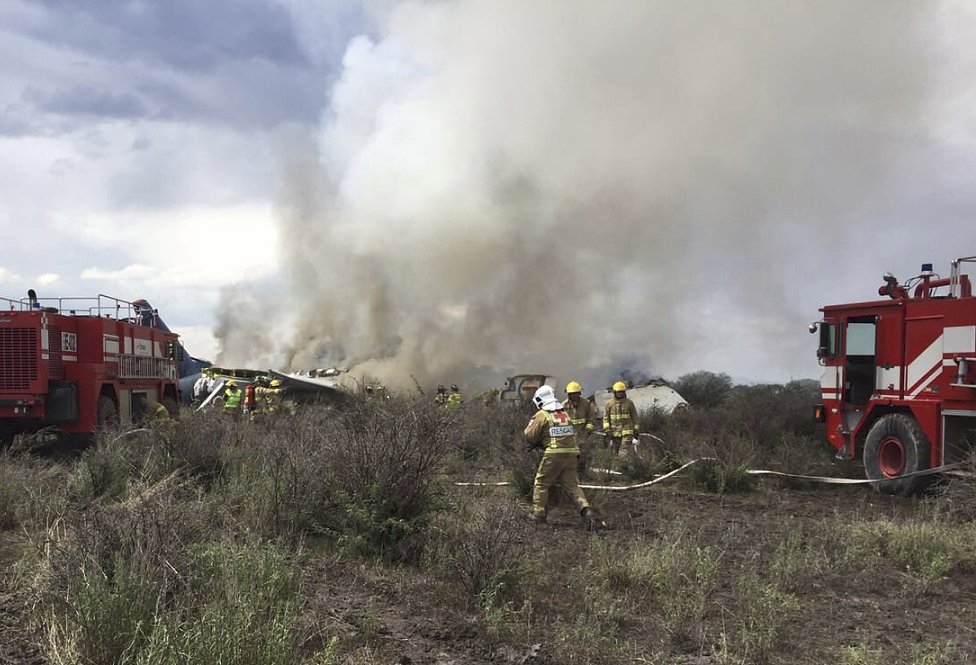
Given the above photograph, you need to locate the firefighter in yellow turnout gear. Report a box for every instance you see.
[524,385,605,529]
[447,384,463,407]
[563,381,595,475]
[255,379,287,415]
[604,381,639,457]
[223,380,243,419]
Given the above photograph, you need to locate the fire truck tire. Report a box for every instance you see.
[97,395,119,428]
[863,413,931,496]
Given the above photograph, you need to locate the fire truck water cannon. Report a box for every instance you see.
[812,256,976,495]
[0,292,182,445]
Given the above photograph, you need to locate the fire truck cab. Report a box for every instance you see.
[0,293,181,444]
[813,257,976,494]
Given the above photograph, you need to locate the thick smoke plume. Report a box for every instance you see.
[217,1,934,389]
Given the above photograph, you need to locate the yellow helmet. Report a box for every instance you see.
[226,379,237,388]
[565,381,582,394]
[612,381,627,392]
[270,379,282,388]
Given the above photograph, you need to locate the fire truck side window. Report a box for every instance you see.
[845,319,877,405]
[818,323,836,359]
[845,323,876,355]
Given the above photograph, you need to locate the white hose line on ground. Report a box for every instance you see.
[455,459,963,491]
[110,428,152,445]
[453,459,712,490]
[455,481,513,487]
[579,458,713,491]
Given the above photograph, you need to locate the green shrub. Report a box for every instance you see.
[686,457,754,494]
[433,496,527,603]
[673,371,733,409]
[318,397,455,563]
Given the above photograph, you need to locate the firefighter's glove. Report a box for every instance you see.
[524,436,542,452]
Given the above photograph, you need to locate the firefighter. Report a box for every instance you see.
[563,380,595,475]
[434,384,448,406]
[447,384,464,407]
[257,379,286,415]
[604,381,639,457]
[192,374,209,406]
[481,387,500,406]
[223,380,243,419]
[524,385,605,530]
[243,380,257,416]
[146,400,171,425]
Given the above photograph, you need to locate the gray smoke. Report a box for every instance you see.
[216,1,936,389]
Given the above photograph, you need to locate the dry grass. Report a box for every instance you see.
[0,379,974,664]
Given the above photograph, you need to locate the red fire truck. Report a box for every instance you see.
[813,256,976,494]
[0,293,181,444]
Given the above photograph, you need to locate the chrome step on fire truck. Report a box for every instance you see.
[812,256,976,494]
[0,293,182,444]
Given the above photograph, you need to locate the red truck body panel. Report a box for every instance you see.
[0,296,179,440]
[817,261,976,478]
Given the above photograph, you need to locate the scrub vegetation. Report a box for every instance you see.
[0,374,974,664]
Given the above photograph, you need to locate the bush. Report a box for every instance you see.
[216,412,334,542]
[673,371,733,409]
[318,397,455,563]
[433,495,528,603]
[37,476,210,664]
[137,540,305,665]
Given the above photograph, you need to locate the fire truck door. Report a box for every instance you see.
[903,315,945,399]
[843,317,877,406]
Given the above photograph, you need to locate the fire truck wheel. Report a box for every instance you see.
[863,413,931,496]
[97,395,119,428]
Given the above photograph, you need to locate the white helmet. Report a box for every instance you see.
[532,385,562,412]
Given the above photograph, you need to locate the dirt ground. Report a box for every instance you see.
[3,480,975,664]
[296,481,976,664]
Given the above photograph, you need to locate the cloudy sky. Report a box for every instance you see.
[2,1,975,387]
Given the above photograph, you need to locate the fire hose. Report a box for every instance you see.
[455,460,963,491]
[455,429,965,491]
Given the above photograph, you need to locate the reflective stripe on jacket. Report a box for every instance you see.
[223,387,243,410]
[604,397,639,437]
[562,397,595,432]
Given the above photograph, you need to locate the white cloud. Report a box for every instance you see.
[81,264,155,280]
[170,324,219,363]
[69,203,278,288]
[37,273,59,284]
[0,267,22,283]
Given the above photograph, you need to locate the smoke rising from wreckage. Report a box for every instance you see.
[213,1,936,388]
